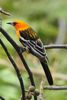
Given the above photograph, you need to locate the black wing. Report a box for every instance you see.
[28,38,48,61]
[20,27,38,41]
[19,27,47,60]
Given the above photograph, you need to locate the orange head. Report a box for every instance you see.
[7,20,30,38]
[7,20,30,31]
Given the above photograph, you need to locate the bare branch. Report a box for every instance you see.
[44,44,67,49]
[0,39,25,100]
[0,7,11,16]
[44,86,67,90]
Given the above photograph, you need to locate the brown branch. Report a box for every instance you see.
[44,86,67,90]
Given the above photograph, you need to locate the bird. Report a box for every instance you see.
[7,20,53,85]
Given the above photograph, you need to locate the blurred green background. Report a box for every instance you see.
[0,0,67,100]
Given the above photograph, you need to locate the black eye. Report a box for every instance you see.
[13,22,17,26]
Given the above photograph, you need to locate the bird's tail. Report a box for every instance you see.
[40,61,53,85]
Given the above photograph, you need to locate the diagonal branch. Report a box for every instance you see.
[0,96,5,100]
[0,7,11,16]
[0,27,37,100]
[0,39,25,100]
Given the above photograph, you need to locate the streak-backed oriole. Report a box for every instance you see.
[7,20,53,85]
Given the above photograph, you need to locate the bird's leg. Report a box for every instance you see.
[25,46,30,52]
[19,46,26,54]
[19,46,30,54]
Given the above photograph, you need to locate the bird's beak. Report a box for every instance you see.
[7,22,14,26]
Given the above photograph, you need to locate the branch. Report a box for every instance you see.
[0,96,5,100]
[0,27,37,100]
[0,7,11,16]
[0,39,25,100]
[44,86,67,90]
[44,44,67,49]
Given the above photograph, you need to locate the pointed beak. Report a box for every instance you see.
[7,22,14,26]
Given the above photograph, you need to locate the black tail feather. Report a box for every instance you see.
[40,61,53,85]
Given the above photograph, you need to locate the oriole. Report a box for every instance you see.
[7,20,53,85]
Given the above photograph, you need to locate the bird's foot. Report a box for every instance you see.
[19,47,26,54]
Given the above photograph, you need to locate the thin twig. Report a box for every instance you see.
[0,27,37,100]
[44,86,67,90]
[0,7,11,16]
[39,80,44,100]
[45,44,67,49]
[0,39,25,100]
